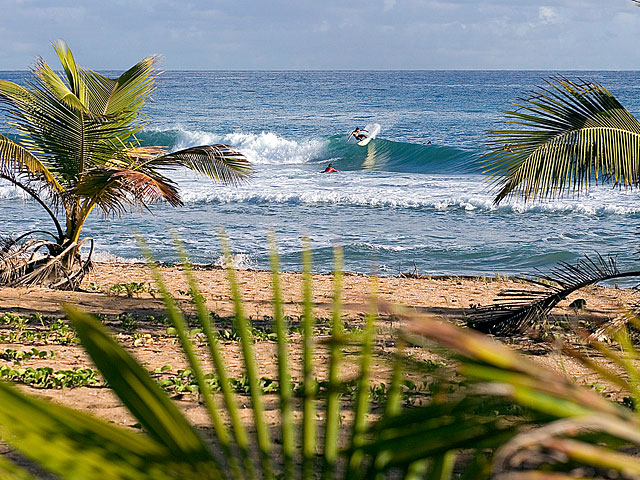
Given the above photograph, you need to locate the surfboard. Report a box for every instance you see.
[357,123,381,146]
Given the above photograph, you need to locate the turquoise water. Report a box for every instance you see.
[1,70,640,276]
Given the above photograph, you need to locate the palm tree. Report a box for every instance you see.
[483,76,640,204]
[0,41,251,289]
[478,76,640,335]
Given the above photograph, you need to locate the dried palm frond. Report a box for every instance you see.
[0,234,93,290]
[466,254,640,335]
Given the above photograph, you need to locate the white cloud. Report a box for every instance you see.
[314,20,330,33]
[384,0,396,11]
[538,6,559,24]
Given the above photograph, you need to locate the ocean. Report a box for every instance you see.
[1,70,640,278]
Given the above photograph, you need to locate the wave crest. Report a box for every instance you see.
[139,128,327,165]
[137,127,482,173]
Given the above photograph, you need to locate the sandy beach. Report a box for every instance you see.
[0,261,636,432]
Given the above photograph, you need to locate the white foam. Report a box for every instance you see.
[213,253,255,269]
[174,168,640,216]
[169,128,327,165]
[0,185,27,200]
[88,251,144,264]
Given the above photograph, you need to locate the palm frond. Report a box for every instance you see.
[73,167,181,215]
[2,76,108,182]
[0,133,64,193]
[149,144,252,184]
[90,55,158,117]
[484,77,640,204]
[361,396,534,471]
[0,44,152,184]
[51,40,84,102]
[66,306,221,471]
[467,254,640,335]
[33,55,87,113]
[0,378,175,480]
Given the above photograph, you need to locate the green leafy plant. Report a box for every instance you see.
[0,366,98,389]
[0,348,54,365]
[0,318,78,345]
[0,41,251,290]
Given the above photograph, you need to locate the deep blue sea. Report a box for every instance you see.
[2,70,640,277]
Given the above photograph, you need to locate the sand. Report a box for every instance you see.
[0,261,636,430]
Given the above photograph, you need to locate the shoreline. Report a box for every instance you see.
[95,260,525,281]
[0,260,633,325]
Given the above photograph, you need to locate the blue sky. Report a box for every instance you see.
[0,0,639,70]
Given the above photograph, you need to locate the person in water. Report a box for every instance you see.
[324,163,338,173]
[348,127,368,142]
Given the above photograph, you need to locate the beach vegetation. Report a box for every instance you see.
[0,365,98,389]
[108,281,157,298]
[0,41,251,290]
[1,239,640,478]
[0,347,54,365]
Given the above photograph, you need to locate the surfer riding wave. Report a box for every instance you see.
[348,127,368,142]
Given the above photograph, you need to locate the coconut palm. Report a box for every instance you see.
[0,41,251,289]
[483,76,640,204]
[476,77,640,334]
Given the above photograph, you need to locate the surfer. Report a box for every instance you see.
[347,127,368,142]
[323,163,338,173]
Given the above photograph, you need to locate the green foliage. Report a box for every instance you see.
[0,317,78,345]
[0,42,251,289]
[0,366,98,388]
[0,347,54,365]
[485,76,640,204]
[108,282,158,298]
[1,238,640,478]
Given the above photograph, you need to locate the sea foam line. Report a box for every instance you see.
[148,127,328,165]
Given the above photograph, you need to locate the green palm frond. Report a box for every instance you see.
[0,377,176,479]
[66,306,222,477]
[149,144,252,184]
[34,55,87,114]
[40,41,157,125]
[484,77,640,204]
[73,167,181,215]
[4,77,105,182]
[51,40,84,104]
[88,56,158,118]
[0,43,155,186]
[0,133,63,192]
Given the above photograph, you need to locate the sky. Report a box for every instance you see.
[0,0,639,70]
